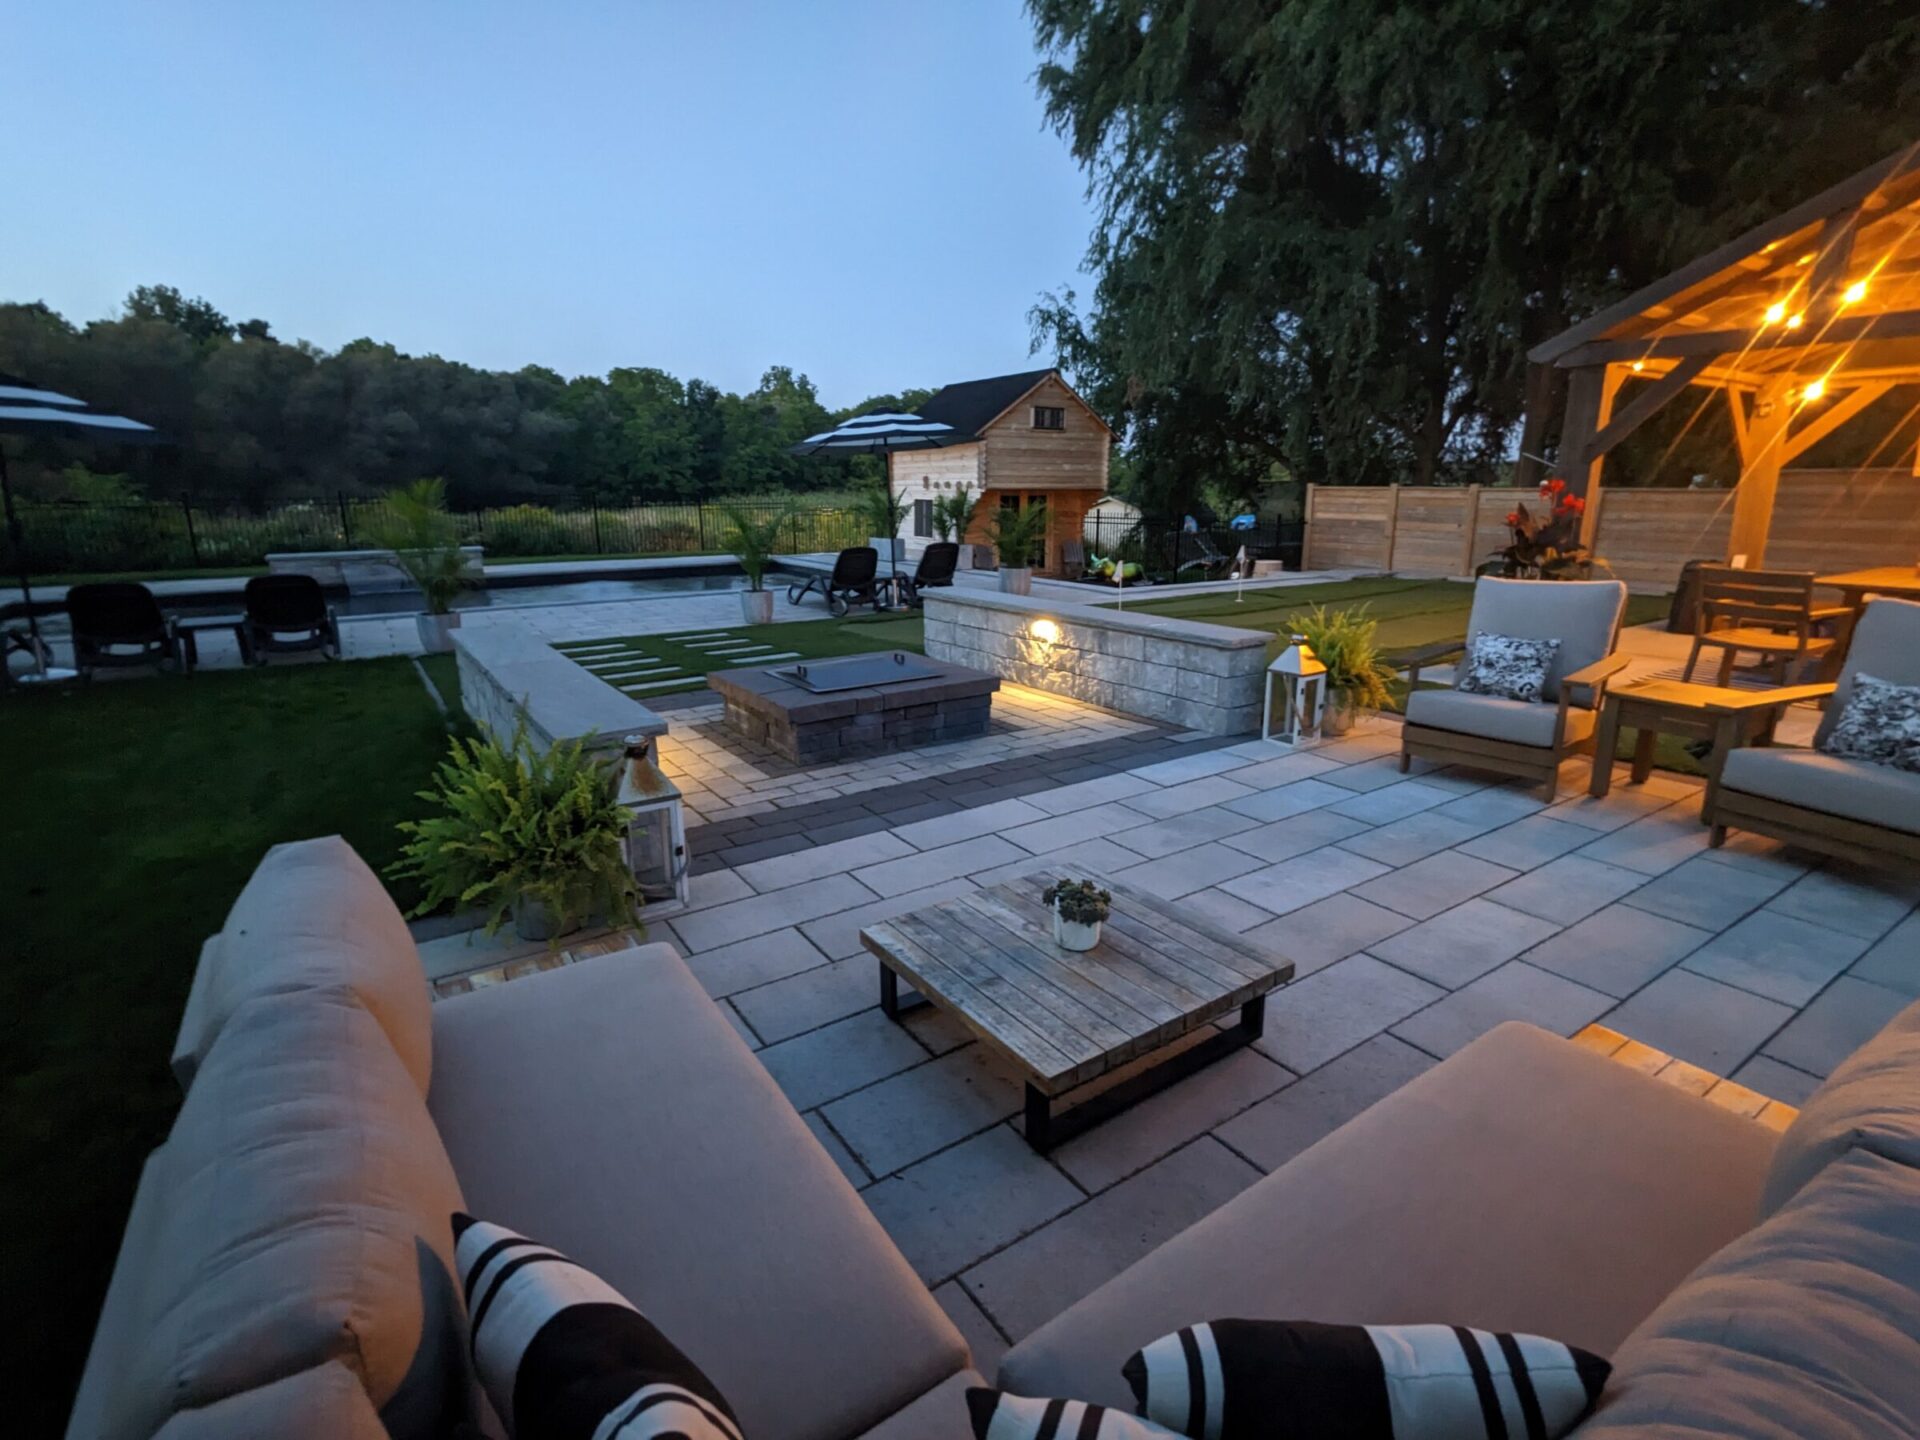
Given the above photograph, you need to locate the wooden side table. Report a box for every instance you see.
[1589,680,1778,798]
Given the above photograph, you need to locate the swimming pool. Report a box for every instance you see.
[343,567,749,616]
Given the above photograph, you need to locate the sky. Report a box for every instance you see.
[4,1,1098,409]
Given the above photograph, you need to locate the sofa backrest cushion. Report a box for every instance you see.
[1573,1148,1920,1439]
[1815,597,1920,750]
[1760,996,1920,1216]
[148,1363,391,1439]
[69,988,469,1440]
[1466,579,1625,704]
[170,835,432,1095]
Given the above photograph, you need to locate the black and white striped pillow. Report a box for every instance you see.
[454,1213,741,1440]
[1124,1320,1609,1440]
[967,1387,1185,1440]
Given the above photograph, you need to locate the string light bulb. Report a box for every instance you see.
[1842,280,1868,305]
[1785,312,1805,330]
[1631,360,1645,372]
[1802,379,1826,401]
[1763,301,1787,325]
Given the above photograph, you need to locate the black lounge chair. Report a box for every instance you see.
[787,546,879,616]
[1059,539,1087,581]
[1176,530,1233,578]
[897,543,959,608]
[67,582,174,678]
[244,574,339,663]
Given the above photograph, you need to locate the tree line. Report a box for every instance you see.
[0,286,930,508]
[1027,0,1920,513]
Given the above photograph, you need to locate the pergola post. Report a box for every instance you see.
[1727,375,1793,567]
[1558,363,1623,548]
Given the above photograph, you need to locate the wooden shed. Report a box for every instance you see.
[888,368,1112,575]
[1529,140,1920,570]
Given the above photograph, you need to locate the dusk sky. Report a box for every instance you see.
[7,1,1097,408]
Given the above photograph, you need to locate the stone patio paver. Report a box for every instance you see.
[730,830,916,893]
[796,877,982,961]
[671,872,876,952]
[1326,780,1456,825]
[1571,806,1715,876]
[1484,854,1650,926]
[1521,904,1714,998]
[1220,808,1371,864]
[804,1113,869,1187]
[1760,977,1913,1077]
[678,928,834,998]
[1767,864,1920,941]
[964,1137,1263,1341]
[822,1044,1026,1178]
[1110,842,1269,901]
[1730,1054,1825,1107]
[1681,911,1872,1007]
[1348,849,1518,921]
[1215,1034,1436,1172]
[1221,777,1352,823]
[1367,898,1560,989]
[1620,853,1794,931]
[1002,804,1152,856]
[853,835,1029,898]
[1454,814,1595,870]
[1335,811,1486,867]
[1242,893,1413,977]
[759,1010,933,1112]
[1110,807,1261,860]
[1601,968,1795,1073]
[936,1282,1009,1377]
[1851,911,1920,997]
[1390,961,1612,1059]
[1124,774,1258,819]
[1252,953,1446,1074]
[1429,785,1549,831]
[1174,886,1282,936]
[729,955,879,1044]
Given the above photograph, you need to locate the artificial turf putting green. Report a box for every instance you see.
[555,611,926,696]
[0,654,466,1433]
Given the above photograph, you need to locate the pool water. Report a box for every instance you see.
[339,571,747,616]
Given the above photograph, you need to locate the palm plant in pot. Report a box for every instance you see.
[718,500,793,624]
[388,721,640,945]
[1283,603,1396,735]
[1043,878,1111,952]
[369,477,472,652]
[987,501,1051,595]
[858,478,910,564]
[932,488,981,569]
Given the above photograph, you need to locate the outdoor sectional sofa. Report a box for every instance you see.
[70,836,1920,1438]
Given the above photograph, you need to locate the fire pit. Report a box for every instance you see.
[708,652,999,763]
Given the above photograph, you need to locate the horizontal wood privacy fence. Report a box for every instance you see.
[1304,470,1920,590]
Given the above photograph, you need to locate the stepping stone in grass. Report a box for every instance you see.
[660,630,732,641]
[621,677,700,693]
[729,651,800,664]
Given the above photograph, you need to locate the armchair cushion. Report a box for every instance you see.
[1456,632,1560,704]
[1820,673,1920,774]
[1815,598,1920,750]
[1465,579,1625,703]
[1406,688,1596,750]
[1719,747,1920,836]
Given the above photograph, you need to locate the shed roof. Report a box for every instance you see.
[1530,140,1920,383]
[917,368,1113,441]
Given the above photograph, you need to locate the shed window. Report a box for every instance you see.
[1032,406,1065,430]
[912,499,933,538]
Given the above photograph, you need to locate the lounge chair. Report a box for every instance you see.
[1703,596,1920,869]
[1681,565,1847,686]
[67,582,174,679]
[1398,577,1629,798]
[786,545,879,616]
[896,542,959,608]
[1059,539,1087,581]
[1,599,61,688]
[242,574,339,663]
[1175,530,1232,578]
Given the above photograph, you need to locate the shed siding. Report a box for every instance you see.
[980,376,1111,493]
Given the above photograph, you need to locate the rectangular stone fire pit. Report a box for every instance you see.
[708,652,999,764]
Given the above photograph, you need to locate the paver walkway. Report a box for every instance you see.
[425,715,1918,1373]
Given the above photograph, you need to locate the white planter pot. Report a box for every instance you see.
[739,588,774,625]
[1321,695,1358,736]
[416,611,462,654]
[870,536,906,561]
[950,543,973,570]
[999,567,1033,596]
[1052,906,1102,952]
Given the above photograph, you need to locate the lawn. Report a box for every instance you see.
[555,610,927,697]
[0,654,466,1433]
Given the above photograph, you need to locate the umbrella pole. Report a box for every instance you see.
[0,445,47,678]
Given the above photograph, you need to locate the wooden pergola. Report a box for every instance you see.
[1530,140,1920,566]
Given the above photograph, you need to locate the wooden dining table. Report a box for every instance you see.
[1814,567,1920,677]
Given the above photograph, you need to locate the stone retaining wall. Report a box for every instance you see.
[455,625,667,753]
[922,590,1268,735]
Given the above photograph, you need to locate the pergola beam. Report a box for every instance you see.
[1553,308,1920,368]
[1585,355,1715,460]
[1781,382,1895,464]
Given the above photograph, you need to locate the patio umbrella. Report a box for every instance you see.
[0,374,160,683]
[790,411,956,596]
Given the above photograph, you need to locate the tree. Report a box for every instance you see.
[1027,0,1919,510]
[124,285,233,345]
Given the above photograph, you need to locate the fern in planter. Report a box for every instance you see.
[1283,604,1397,719]
[986,501,1051,567]
[717,500,793,590]
[388,721,639,944]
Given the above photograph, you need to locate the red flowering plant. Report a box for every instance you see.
[1482,478,1592,580]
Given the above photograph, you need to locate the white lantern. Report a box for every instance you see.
[1262,635,1328,746]
[617,733,690,911]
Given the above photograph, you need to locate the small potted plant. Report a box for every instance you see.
[858,478,910,563]
[987,501,1051,595]
[1483,478,1592,579]
[718,500,793,625]
[388,721,640,945]
[932,488,980,569]
[1283,603,1396,735]
[1043,878,1111,951]
[370,477,473,652]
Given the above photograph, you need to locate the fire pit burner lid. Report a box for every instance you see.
[779,652,943,693]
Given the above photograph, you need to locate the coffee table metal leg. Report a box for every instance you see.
[879,961,900,1020]
[1025,1084,1055,1153]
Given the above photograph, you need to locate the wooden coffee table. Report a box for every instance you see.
[1589,679,1779,798]
[861,868,1295,1153]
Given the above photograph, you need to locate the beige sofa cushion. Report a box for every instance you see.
[1576,1148,1920,1439]
[70,988,468,1440]
[1406,687,1597,749]
[149,1363,390,1439]
[171,836,432,1093]
[1761,997,1920,1216]
[430,944,970,1440]
[998,1023,1776,1409]
[1720,746,1920,836]
[851,1369,986,1440]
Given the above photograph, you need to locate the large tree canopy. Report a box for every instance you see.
[1028,0,1920,511]
[0,286,915,506]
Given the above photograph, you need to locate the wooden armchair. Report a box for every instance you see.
[1682,565,1848,686]
[1399,578,1630,798]
[1704,597,1920,870]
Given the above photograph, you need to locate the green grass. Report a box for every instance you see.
[555,611,926,697]
[0,656,466,1433]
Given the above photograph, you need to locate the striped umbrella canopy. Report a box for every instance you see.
[789,410,954,455]
[1,374,161,683]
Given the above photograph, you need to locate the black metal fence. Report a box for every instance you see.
[0,496,870,577]
[1081,512,1305,575]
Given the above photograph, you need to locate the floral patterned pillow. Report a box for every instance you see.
[1821,672,1920,774]
[1456,631,1561,704]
